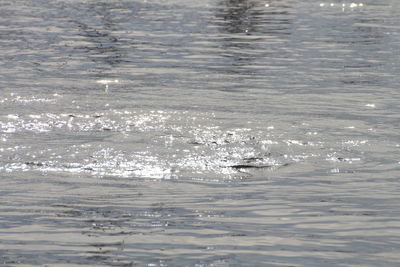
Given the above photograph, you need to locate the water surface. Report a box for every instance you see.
[1,0,400,266]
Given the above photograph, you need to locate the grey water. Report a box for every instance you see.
[1,0,400,266]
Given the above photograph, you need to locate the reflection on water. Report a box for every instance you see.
[67,1,127,83]
[1,0,400,266]
[211,0,292,79]
[216,0,266,34]
[215,0,292,35]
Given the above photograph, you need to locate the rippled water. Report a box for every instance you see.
[1,0,400,266]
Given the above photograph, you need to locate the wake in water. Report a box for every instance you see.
[0,95,371,180]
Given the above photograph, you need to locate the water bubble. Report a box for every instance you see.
[96,79,119,93]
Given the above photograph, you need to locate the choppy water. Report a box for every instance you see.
[1,0,400,266]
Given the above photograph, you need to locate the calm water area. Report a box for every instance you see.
[1,0,400,266]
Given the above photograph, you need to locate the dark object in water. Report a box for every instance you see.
[230,164,272,169]
[230,162,291,170]
[25,161,45,167]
